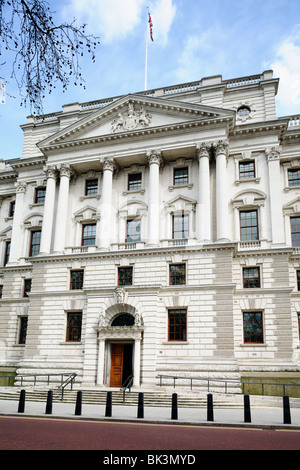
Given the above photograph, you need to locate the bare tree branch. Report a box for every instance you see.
[0,0,100,113]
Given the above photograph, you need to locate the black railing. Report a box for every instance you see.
[0,373,77,398]
[120,375,133,403]
[157,374,300,398]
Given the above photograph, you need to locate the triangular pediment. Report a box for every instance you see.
[38,94,235,151]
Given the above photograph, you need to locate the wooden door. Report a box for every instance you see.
[110,344,124,387]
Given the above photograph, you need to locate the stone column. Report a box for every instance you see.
[197,143,211,242]
[147,150,162,247]
[215,140,230,241]
[8,181,27,264]
[266,146,285,245]
[96,338,105,385]
[39,165,57,255]
[53,163,73,254]
[98,157,116,250]
[133,338,141,387]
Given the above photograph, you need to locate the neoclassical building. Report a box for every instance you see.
[1,70,300,389]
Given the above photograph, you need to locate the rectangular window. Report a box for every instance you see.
[35,187,46,204]
[239,160,255,179]
[19,317,28,345]
[66,312,82,342]
[85,179,98,196]
[240,210,258,241]
[298,314,300,340]
[170,264,186,285]
[4,241,10,266]
[70,270,84,290]
[243,267,260,288]
[291,217,300,247]
[29,230,41,257]
[168,309,187,341]
[126,219,141,243]
[82,224,96,246]
[288,169,300,187]
[174,167,188,185]
[23,279,32,297]
[0,285,3,299]
[128,173,142,191]
[118,267,133,286]
[9,201,15,217]
[297,270,300,290]
[172,214,189,239]
[243,312,263,344]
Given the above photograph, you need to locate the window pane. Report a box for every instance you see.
[70,270,84,290]
[288,169,300,187]
[170,264,186,285]
[66,312,82,342]
[30,231,41,256]
[174,167,188,185]
[85,179,98,196]
[243,267,260,288]
[82,224,96,246]
[243,312,263,343]
[291,217,300,247]
[128,173,142,191]
[168,309,187,341]
[35,187,46,204]
[239,161,255,179]
[126,219,141,243]
[173,214,189,239]
[118,267,133,286]
[240,210,258,241]
[19,317,28,344]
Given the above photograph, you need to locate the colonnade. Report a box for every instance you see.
[7,140,286,262]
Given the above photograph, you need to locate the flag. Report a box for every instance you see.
[148,11,154,42]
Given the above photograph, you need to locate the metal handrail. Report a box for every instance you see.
[157,374,300,397]
[58,373,77,400]
[0,373,77,397]
[120,375,133,403]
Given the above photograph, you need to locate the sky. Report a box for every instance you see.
[1,0,300,160]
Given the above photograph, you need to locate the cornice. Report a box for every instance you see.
[230,119,288,139]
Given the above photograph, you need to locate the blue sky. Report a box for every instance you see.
[1,0,300,160]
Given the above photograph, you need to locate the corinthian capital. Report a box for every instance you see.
[196,142,211,160]
[214,139,229,157]
[147,149,163,166]
[265,146,282,161]
[43,165,58,180]
[100,156,117,172]
[15,181,27,193]
[58,163,74,178]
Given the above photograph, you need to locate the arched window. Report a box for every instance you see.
[111,314,135,327]
[237,105,251,118]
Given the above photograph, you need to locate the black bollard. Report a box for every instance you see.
[244,394,251,423]
[171,393,178,420]
[137,392,144,419]
[283,395,291,424]
[207,393,214,421]
[45,390,53,415]
[18,389,26,413]
[105,391,112,417]
[75,390,82,416]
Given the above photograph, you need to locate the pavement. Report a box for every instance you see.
[1,397,300,429]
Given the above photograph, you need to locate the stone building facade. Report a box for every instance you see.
[1,70,300,389]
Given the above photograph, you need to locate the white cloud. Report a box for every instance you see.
[271,36,300,115]
[61,0,145,43]
[61,0,176,45]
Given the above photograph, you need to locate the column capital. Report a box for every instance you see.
[265,145,282,161]
[147,149,163,166]
[15,181,27,193]
[43,164,58,180]
[58,163,74,179]
[214,139,229,157]
[100,156,117,172]
[196,142,211,160]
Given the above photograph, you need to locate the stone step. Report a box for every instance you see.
[0,388,243,408]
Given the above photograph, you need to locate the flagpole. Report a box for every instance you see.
[144,8,149,91]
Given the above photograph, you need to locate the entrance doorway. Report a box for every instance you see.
[110,343,133,387]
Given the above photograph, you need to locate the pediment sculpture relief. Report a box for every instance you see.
[111,103,152,132]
